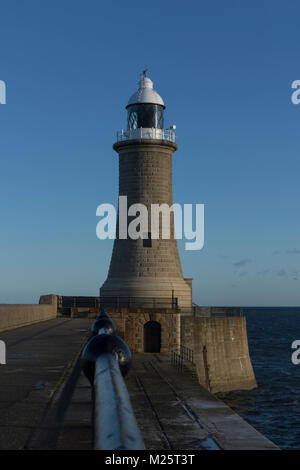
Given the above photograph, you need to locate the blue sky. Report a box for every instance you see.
[0,0,300,305]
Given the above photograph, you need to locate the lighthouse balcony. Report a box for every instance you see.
[116,127,176,143]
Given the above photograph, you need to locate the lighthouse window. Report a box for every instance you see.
[128,111,138,129]
[127,104,164,130]
[143,232,152,247]
[156,109,164,129]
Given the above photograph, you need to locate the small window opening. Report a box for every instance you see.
[143,232,152,247]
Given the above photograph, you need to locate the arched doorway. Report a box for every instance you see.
[144,321,161,352]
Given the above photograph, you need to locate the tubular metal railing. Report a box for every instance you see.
[100,296,178,309]
[58,296,101,310]
[180,345,194,364]
[180,305,243,317]
[116,127,176,143]
[81,309,145,450]
[172,351,183,371]
[172,345,194,371]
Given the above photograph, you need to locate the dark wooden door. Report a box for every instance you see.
[144,321,161,352]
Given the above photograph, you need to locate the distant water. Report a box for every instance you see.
[217,308,300,449]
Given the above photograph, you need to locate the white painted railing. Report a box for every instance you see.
[116,127,176,143]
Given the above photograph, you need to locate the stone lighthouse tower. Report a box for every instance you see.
[100,72,192,310]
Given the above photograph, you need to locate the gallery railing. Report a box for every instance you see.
[100,296,179,309]
[180,305,243,317]
[81,309,145,450]
[58,296,100,310]
[59,296,243,317]
[116,127,176,143]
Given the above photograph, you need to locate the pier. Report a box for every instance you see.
[0,316,277,450]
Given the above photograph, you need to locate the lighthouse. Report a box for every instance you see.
[100,72,192,311]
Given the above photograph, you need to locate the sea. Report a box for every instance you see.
[216,307,300,449]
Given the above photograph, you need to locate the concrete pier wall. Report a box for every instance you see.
[181,316,257,393]
[0,295,57,333]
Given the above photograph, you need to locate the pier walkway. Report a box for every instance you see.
[0,318,278,450]
[125,354,277,450]
[57,354,278,450]
[0,318,91,450]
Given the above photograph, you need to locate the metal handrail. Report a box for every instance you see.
[81,309,145,450]
[180,345,194,364]
[100,296,178,309]
[172,346,194,371]
[180,306,244,317]
[172,351,183,370]
[116,127,176,143]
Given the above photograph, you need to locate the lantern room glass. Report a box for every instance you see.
[127,104,164,130]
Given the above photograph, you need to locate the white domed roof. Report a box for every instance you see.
[126,75,165,108]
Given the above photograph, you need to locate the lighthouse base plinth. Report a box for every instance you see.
[100,276,192,309]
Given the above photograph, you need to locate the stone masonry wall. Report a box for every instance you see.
[181,316,257,393]
[101,139,192,307]
[0,295,58,333]
[109,309,181,353]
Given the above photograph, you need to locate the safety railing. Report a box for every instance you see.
[116,127,176,143]
[180,345,194,364]
[100,296,178,309]
[171,351,183,371]
[172,345,194,371]
[81,309,145,450]
[58,296,100,309]
[180,305,244,317]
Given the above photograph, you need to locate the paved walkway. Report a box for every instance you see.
[125,354,278,450]
[0,318,91,450]
[0,323,278,450]
[57,353,278,450]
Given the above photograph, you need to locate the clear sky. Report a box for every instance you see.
[0,0,300,306]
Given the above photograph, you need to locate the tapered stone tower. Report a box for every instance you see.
[100,72,192,308]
